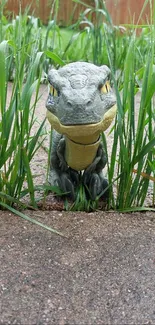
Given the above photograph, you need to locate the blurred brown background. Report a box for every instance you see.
[5,0,151,25]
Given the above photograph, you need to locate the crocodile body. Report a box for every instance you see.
[46,62,116,199]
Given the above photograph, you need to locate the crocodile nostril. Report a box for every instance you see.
[67,101,72,108]
[86,100,92,107]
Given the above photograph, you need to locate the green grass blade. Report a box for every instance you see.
[117,206,155,212]
[45,50,65,66]
[0,201,65,237]
[22,148,37,207]
[134,138,155,165]
[0,41,7,114]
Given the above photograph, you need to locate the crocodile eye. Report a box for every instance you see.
[100,81,111,94]
[50,85,60,97]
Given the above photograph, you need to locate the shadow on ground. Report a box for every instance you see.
[1,210,155,324]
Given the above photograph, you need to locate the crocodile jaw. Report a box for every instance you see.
[46,104,117,145]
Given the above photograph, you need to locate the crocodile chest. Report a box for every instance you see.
[46,104,116,170]
[65,136,100,171]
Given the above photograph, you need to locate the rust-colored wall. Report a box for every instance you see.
[5,0,151,25]
[5,0,45,21]
[105,0,151,24]
[4,0,93,24]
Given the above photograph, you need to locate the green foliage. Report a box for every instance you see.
[0,0,155,213]
[104,26,155,209]
[0,37,45,207]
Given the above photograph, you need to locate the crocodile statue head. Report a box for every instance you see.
[46,62,117,200]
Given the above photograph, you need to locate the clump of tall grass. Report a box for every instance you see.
[63,0,155,211]
[0,0,155,214]
[0,5,66,215]
[2,0,152,75]
[104,25,155,209]
[0,9,46,208]
[61,0,151,71]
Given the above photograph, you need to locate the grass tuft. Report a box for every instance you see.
[0,0,154,215]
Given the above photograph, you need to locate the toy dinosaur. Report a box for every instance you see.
[46,62,116,200]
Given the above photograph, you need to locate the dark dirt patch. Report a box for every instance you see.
[1,209,155,324]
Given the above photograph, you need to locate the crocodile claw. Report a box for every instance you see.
[83,172,109,200]
[48,170,77,200]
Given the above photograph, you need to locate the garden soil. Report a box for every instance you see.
[0,84,155,324]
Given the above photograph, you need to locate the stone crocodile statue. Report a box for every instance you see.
[46,62,117,200]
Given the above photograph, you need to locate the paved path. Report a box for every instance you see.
[1,210,155,324]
